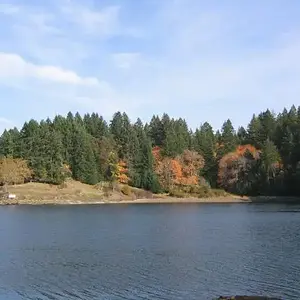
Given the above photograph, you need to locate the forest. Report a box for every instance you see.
[0,105,300,197]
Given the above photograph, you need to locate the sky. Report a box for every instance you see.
[0,0,300,133]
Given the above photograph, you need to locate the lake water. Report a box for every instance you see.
[0,203,300,300]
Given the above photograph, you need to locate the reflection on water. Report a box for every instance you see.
[0,203,299,300]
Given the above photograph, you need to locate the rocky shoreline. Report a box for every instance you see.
[0,196,247,205]
[1,195,300,205]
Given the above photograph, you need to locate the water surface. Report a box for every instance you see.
[0,203,299,300]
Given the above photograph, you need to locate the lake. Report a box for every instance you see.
[0,203,299,300]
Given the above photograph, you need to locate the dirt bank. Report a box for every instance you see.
[1,181,299,205]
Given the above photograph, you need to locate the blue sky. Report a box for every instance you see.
[0,0,300,133]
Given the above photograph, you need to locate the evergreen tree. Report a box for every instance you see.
[0,105,300,197]
[96,134,117,181]
[0,128,20,158]
[260,139,281,193]
[163,122,178,157]
[237,126,247,145]
[247,114,263,148]
[71,123,98,185]
[218,119,237,156]
[194,122,217,187]
[84,113,108,139]
[258,109,276,142]
[132,129,159,192]
[149,116,165,146]
[110,112,133,159]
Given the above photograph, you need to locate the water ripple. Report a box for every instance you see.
[0,204,300,299]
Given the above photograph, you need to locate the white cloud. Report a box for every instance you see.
[61,2,120,36]
[0,3,20,15]
[0,53,99,85]
[1,0,300,130]
[111,53,141,69]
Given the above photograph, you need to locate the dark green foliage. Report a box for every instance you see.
[71,123,98,185]
[193,122,217,187]
[110,112,134,160]
[218,119,237,156]
[130,120,160,193]
[237,126,247,145]
[0,128,20,158]
[84,113,108,139]
[0,105,299,197]
[149,115,165,146]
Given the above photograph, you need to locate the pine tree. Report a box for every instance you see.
[71,124,98,185]
[110,112,133,159]
[218,119,237,157]
[237,126,247,145]
[247,114,263,148]
[130,120,159,192]
[260,139,281,193]
[0,128,20,158]
[149,116,164,146]
[84,113,108,139]
[163,122,178,157]
[258,109,276,142]
[194,122,217,187]
[174,118,190,154]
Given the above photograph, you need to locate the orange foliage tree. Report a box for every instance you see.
[153,147,205,190]
[218,144,260,192]
[178,149,205,185]
[117,160,129,184]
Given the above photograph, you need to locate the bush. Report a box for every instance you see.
[94,181,113,191]
[132,189,153,199]
[121,185,131,196]
[211,189,227,197]
[188,185,203,194]
[169,189,186,198]
[197,186,212,198]
[102,185,112,198]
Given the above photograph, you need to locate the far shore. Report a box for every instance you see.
[1,181,300,206]
[1,195,300,206]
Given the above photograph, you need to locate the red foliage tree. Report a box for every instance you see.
[218,144,260,191]
[153,148,205,190]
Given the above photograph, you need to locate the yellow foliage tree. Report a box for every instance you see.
[0,157,32,185]
[117,160,129,184]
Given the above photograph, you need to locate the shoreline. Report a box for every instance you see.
[1,195,300,206]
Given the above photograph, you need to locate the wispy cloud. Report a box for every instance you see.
[0,53,99,85]
[0,0,300,130]
[60,2,121,36]
[111,53,142,69]
[0,3,20,15]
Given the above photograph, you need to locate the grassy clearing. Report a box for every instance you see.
[0,180,246,205]
[1,179,157,204]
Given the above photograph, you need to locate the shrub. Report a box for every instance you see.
[103,185,112,198]
[197,186,212,198]
[211,189,227,197]
[132,189,153,199]
[121,185,131,196]
[169,189,186,198]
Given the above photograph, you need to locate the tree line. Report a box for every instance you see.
[0,106,299,197]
